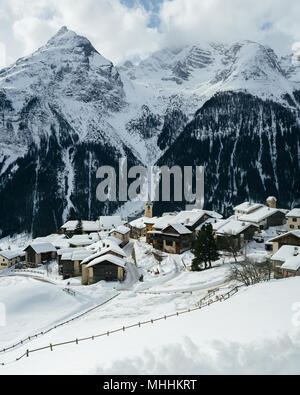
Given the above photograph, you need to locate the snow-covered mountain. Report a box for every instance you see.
[0,27,299,236]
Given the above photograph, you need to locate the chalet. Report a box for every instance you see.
[83,254,126,285]
[0,250,25,270]
[286,208,300,231]
[24,243,57,268]
[238,206,286,230]
[210,219,258,250]
[129,217,148,239]
[81,245,126,285]
[265,230,300,255]
[148,223,193,254]
[109,225,130,247]
[234,202,264,218]
[60,220,100,235]
[271,245,300,279]
[146,209,222,245]
[60,249,92,280]
[99,216,123,232]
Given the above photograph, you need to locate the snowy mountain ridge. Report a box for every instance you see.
[0,27,299,236]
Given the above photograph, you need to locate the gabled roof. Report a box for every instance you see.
[81,245,126,265]
[239,206,285,223]
[60,220,100,232]
[286,208,300,218]
[25,243,56,254]
[268,230,300,243]
[86,254,126,269]
[162,223,192,235]
[234,202,263,214]
[0,249,25,260]
[110,225,130,235]
[271,245,300,271]
[129,216,148,229]
[213,219,258,236]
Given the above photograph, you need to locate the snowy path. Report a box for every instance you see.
[116,262,140,291]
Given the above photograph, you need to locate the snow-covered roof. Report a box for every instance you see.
[68,235,94,247]
[61,220,100,232]
[271,245,300,271]
[286,208,300,218]
[239,206,285,223]
[267,229,300,243]
[86,254,126,269]
[99,216,123,230]
[81,245,126,265]
[25,243,56,254]
[110,225,130,235]
[129,216,148,229]
[0,249,25,260]
[213,219,258,236]
[162,223,192,235]
[57,248,76,256]
[234,202,263,214]
[61,248,92,262]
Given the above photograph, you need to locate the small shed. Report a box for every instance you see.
[60,249,92,280]
[271,245,300,279]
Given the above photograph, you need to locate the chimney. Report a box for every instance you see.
[267,196,277,209]
[294,247,298,257]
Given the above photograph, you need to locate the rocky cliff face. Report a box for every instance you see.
[0,27,299,236]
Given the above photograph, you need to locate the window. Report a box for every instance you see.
[293,218,297,222]
[290,225,295,229]
[166,240,173,246]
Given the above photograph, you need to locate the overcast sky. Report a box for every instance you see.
[0,0,299,68]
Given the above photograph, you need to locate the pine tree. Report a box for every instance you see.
[191,228,207,271]
[75,218,83,235]
[204,223,220,268]
[191,223,219,271]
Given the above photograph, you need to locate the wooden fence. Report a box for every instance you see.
[0,285,241,367]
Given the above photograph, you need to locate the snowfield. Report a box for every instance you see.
[0,238,299,375]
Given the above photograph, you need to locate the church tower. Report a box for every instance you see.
[144,196,153,218]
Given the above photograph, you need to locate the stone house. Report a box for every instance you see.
[286,208,300,231]
[0,250,25,270]
[109,225,130,247]
[271,245,300,279]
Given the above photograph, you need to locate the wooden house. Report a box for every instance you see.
[24,243,57,268]
[271,245,300,279]
[148,223,193,254]
[81,245,127,285]
[83,254,125,285]
[109,225,130,247]
[211,219,258,250]
[286,208,300,231]
[238,206,286,230]
[0,250,25,270]
[60,220,100,235]
[129,216,148,239]
[265,230,300,255]
[60,249,92,280]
